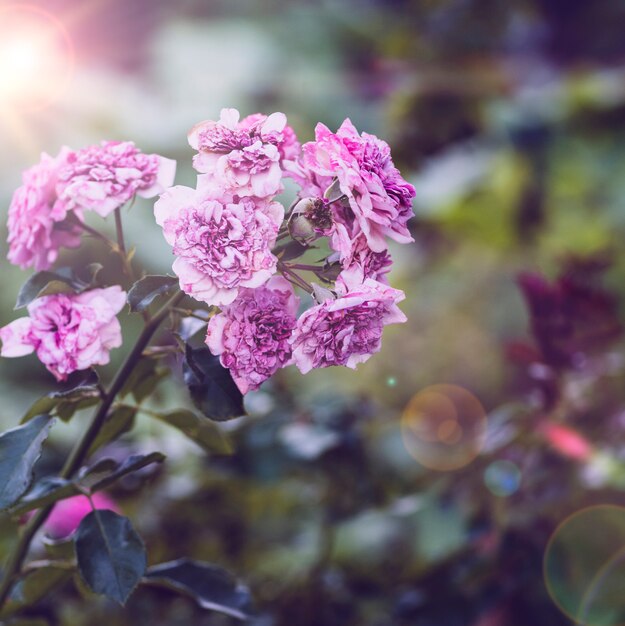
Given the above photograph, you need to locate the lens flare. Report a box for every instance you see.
[400,384,487,471]
[0,4,74,110]
[544,505,625,626]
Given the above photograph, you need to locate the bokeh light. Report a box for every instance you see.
[484,460,521,497]
[544,506,625,626]
[400,384,487,471]
[0,4,74,110]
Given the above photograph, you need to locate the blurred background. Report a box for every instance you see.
[1,0,625,624]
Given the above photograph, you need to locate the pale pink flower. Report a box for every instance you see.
[7,148,82,271]
[154,184,283,306]
[43,493,119,539]
[298,119,415,253]
[0,286,126,381]
[290,277,406,374]
[188,108,298,199]
[57,141,176,217]
[206,276,299,394]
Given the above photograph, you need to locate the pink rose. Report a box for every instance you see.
[290,276,406,374]
[206,276,299,394]
[7,148,83,271]
[154,184,283,306]
[188,108,299,199]
[0,286,126,381]
[298,119,415,253]
[57,140,176,217]
[43,493,119,539]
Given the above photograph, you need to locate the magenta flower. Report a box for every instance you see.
[188,108,299,199]
[7,148,83,271]
[299,119,415,253]
[0,286,126,381]
[335,232,393,285]
[57,140,176,217]
[206,276,299,394]
[43,493,119,539]
[154,184,283,306]
[290,277,406,374]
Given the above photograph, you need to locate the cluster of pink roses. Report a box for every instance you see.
[7,140,175,271]
[1,109,414,394]
[1,141,174,380]
[158,109,414,394]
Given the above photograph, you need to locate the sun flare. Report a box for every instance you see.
[0,4,73,110]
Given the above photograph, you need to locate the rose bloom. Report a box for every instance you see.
[206,276,299,394]
[290,276,406,374]
[56,140,176,217]
[188,108,299,199]
[43,493,119,539]
[154,183,283,306]
[331,231,393,285]
[298,119,415,253]
[0,286,126,381]
[7,148,83,271]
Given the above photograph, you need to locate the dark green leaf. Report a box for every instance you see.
[183,346,245,422]
[15,271,74,309]
[87,452,165,492]
[0,564,72,618]
[144,559,252,620]
[74,510,146,605]
[0,415,55,510]
[87,406,136,455]
[10,477,78,516]
[22,371,101,423]
[149,410,232,454]
[127,275,178,312]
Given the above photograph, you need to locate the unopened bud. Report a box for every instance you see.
[288,212,316,243]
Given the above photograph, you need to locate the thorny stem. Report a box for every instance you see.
[0,290,185,610]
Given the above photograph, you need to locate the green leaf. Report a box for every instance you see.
[144,559,252,620]
[86,452,166,492]
[74,510,146,605]
[0,415,55,510]
[127,275,178,312]
[119,357,168,403]
[15,271,74,309]
[10,477,78,516]
[148,410,232,455]
[183,346,245,422]
[87,406,136,455]
[0,564,72,618]
[22,371,101,423]
[15,266,104,310]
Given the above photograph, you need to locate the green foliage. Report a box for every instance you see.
[144,559,252,619]
[183,345,245,421]
[127,275,178,312]
[147,409,232,454]
[0,415,54,510]
[15,265,103,309]
[74,510,146,605]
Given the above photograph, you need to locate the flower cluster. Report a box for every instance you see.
[6,142,175,271]
[2,109,413,393]
[0,286,126,381]
[154,108,414,393]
